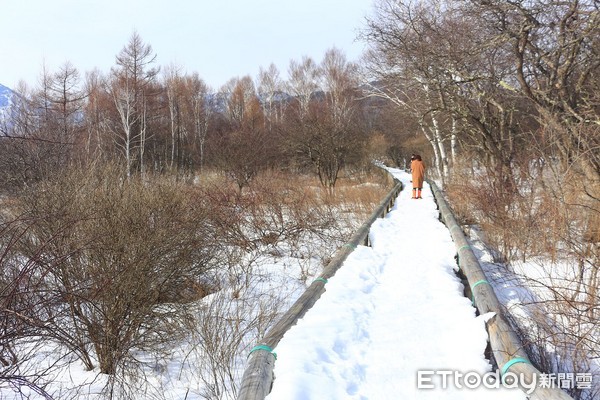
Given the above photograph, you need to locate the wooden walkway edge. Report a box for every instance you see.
[236,177,402,400]
[429,180,573,400]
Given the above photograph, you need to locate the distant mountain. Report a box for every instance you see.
[0,83,13,107]
[0,84,15,125]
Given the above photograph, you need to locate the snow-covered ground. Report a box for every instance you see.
[7,168,586,399]
[264,169,527,399]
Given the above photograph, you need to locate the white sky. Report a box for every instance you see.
[0,0,373,90]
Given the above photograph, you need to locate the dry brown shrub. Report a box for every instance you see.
[445,158,577,263]
[1,164,398,398]
[8,163,224,378]
[199,168,392,252]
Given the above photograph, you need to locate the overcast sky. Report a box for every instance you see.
[0,0,374,90]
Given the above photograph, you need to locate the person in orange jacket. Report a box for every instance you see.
[410,154,425,199]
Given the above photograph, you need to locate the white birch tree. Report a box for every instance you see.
[257,63,284,131]
[109,31,159,178]
[287,56,322,120]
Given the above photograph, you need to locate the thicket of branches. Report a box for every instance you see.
[0,165,389,399]
[362,1,599,398]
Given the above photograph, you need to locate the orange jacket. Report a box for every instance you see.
[411,160,425,188]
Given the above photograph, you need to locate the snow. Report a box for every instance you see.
[265,168,528,400]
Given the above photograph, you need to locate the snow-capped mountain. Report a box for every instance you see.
[0,83,15,123]
[0,83,14,107]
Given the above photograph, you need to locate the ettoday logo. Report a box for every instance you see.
[417,370,537,394]
[417,370,593,393]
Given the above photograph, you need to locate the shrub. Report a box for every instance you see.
[9,163,223,376]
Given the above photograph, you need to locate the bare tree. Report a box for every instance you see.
[187,73,213,173]
[363,0,491,180]
[321,48,360,126]
[287,56,322,120]
[0,64,88,193]
[284,49,366,192]
[164,64,186,172]
[221,76,263,130]
[108,31,159,178]
[212,127,273,194]
[82,69,113,162]
[466,0,600,242]
[257,63,285,131]
[47,62,87,143]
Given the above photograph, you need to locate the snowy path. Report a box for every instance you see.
[265,169,527,400]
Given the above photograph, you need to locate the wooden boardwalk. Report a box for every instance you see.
[239,169,573,400]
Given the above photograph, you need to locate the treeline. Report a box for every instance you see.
[0,32,390,194]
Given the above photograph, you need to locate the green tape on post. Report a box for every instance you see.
[471,279,490,291]
[501,357,531,383]
[456,245,471,267]
[314,277,328,284]
[457,245,471,253]
[470,280,490,304]
[248,345,277,360]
